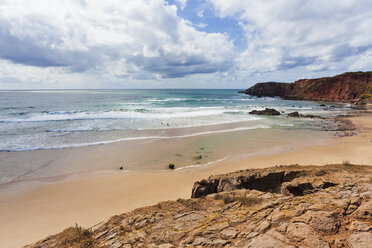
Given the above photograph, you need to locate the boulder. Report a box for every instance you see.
[288,111,300,117]
[249,108,281,115]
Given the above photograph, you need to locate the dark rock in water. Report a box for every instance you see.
[249,108,280,116]
[320,104,326,107]
[287,111,322,119]
[288,111,300,117]
[301,114,322,118]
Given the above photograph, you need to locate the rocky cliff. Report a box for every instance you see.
[239,72,372,103]
[25,164,372,248]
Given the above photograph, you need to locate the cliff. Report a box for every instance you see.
[239,72,372,103]
[25,164,372,248]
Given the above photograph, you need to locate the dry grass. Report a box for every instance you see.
[342,160,351,166]
[216,195,262,207]
[57,225,97,248]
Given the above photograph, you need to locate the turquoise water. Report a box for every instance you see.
[0,89,348,151]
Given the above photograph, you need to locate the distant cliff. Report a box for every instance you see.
[239,72,372,103]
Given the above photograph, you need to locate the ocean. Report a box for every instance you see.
[0,89,348,152]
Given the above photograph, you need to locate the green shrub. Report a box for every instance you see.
[168,163,175,170]
[360,93,372,100]
[193,155,202,160]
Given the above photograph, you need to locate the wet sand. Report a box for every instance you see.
[0,107,371,248]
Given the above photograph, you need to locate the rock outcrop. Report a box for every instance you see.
[249,108,281,116]
[25,164,372,248]
[191,166,303,198]
[287,111,322,118]
[239,72,372,103]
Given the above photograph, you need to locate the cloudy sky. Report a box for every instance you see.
[0,0,371,89]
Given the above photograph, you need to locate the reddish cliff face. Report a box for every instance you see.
[240,72,372,102]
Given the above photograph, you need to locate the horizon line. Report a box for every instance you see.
[0,88,246,91]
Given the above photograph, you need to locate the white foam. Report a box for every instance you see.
[147,97,188,102]
[1,125,271,152]
[278,123,294,127]
[0,108,257,123]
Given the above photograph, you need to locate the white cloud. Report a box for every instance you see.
[197,9,204,18]
[176,0,188,10]
[0,0,371,89]
[0,0,234,88]
[208,0,372,76]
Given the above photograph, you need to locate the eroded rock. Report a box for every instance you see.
[25,164,372,248]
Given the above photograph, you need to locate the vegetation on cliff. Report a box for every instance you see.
[239,72,372,103]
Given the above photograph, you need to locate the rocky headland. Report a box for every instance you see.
[25,164,372,248]
[239,72,372,103]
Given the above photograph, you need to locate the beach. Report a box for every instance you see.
[0,106,371,248]
[1,1,371,246]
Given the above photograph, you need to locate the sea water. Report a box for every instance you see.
[0,89,348,151]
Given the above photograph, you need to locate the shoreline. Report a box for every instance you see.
[0,127,331,192]
[0,106,371,248]
[0,118,331,188]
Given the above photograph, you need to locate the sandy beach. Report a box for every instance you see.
[0,106,371,248]
[1,1,371,247]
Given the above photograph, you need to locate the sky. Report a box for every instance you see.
[0,0,371,89]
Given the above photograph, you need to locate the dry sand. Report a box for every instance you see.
[0,107,371,248]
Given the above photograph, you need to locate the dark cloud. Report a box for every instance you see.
[0,1,234,80]
[127,51,232,78]
[0,20,110,72]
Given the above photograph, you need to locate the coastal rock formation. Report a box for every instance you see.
[25,164,372,248]
[319,116,362,137]
[287,111,322,118]
[288,111,300,117]
[191,166,303,198]
[249,108,281,115]
[239,72,372,103]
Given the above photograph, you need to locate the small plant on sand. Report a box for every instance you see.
[168,163,175,170]
[193,154,202,160]
[119,166,123,170]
